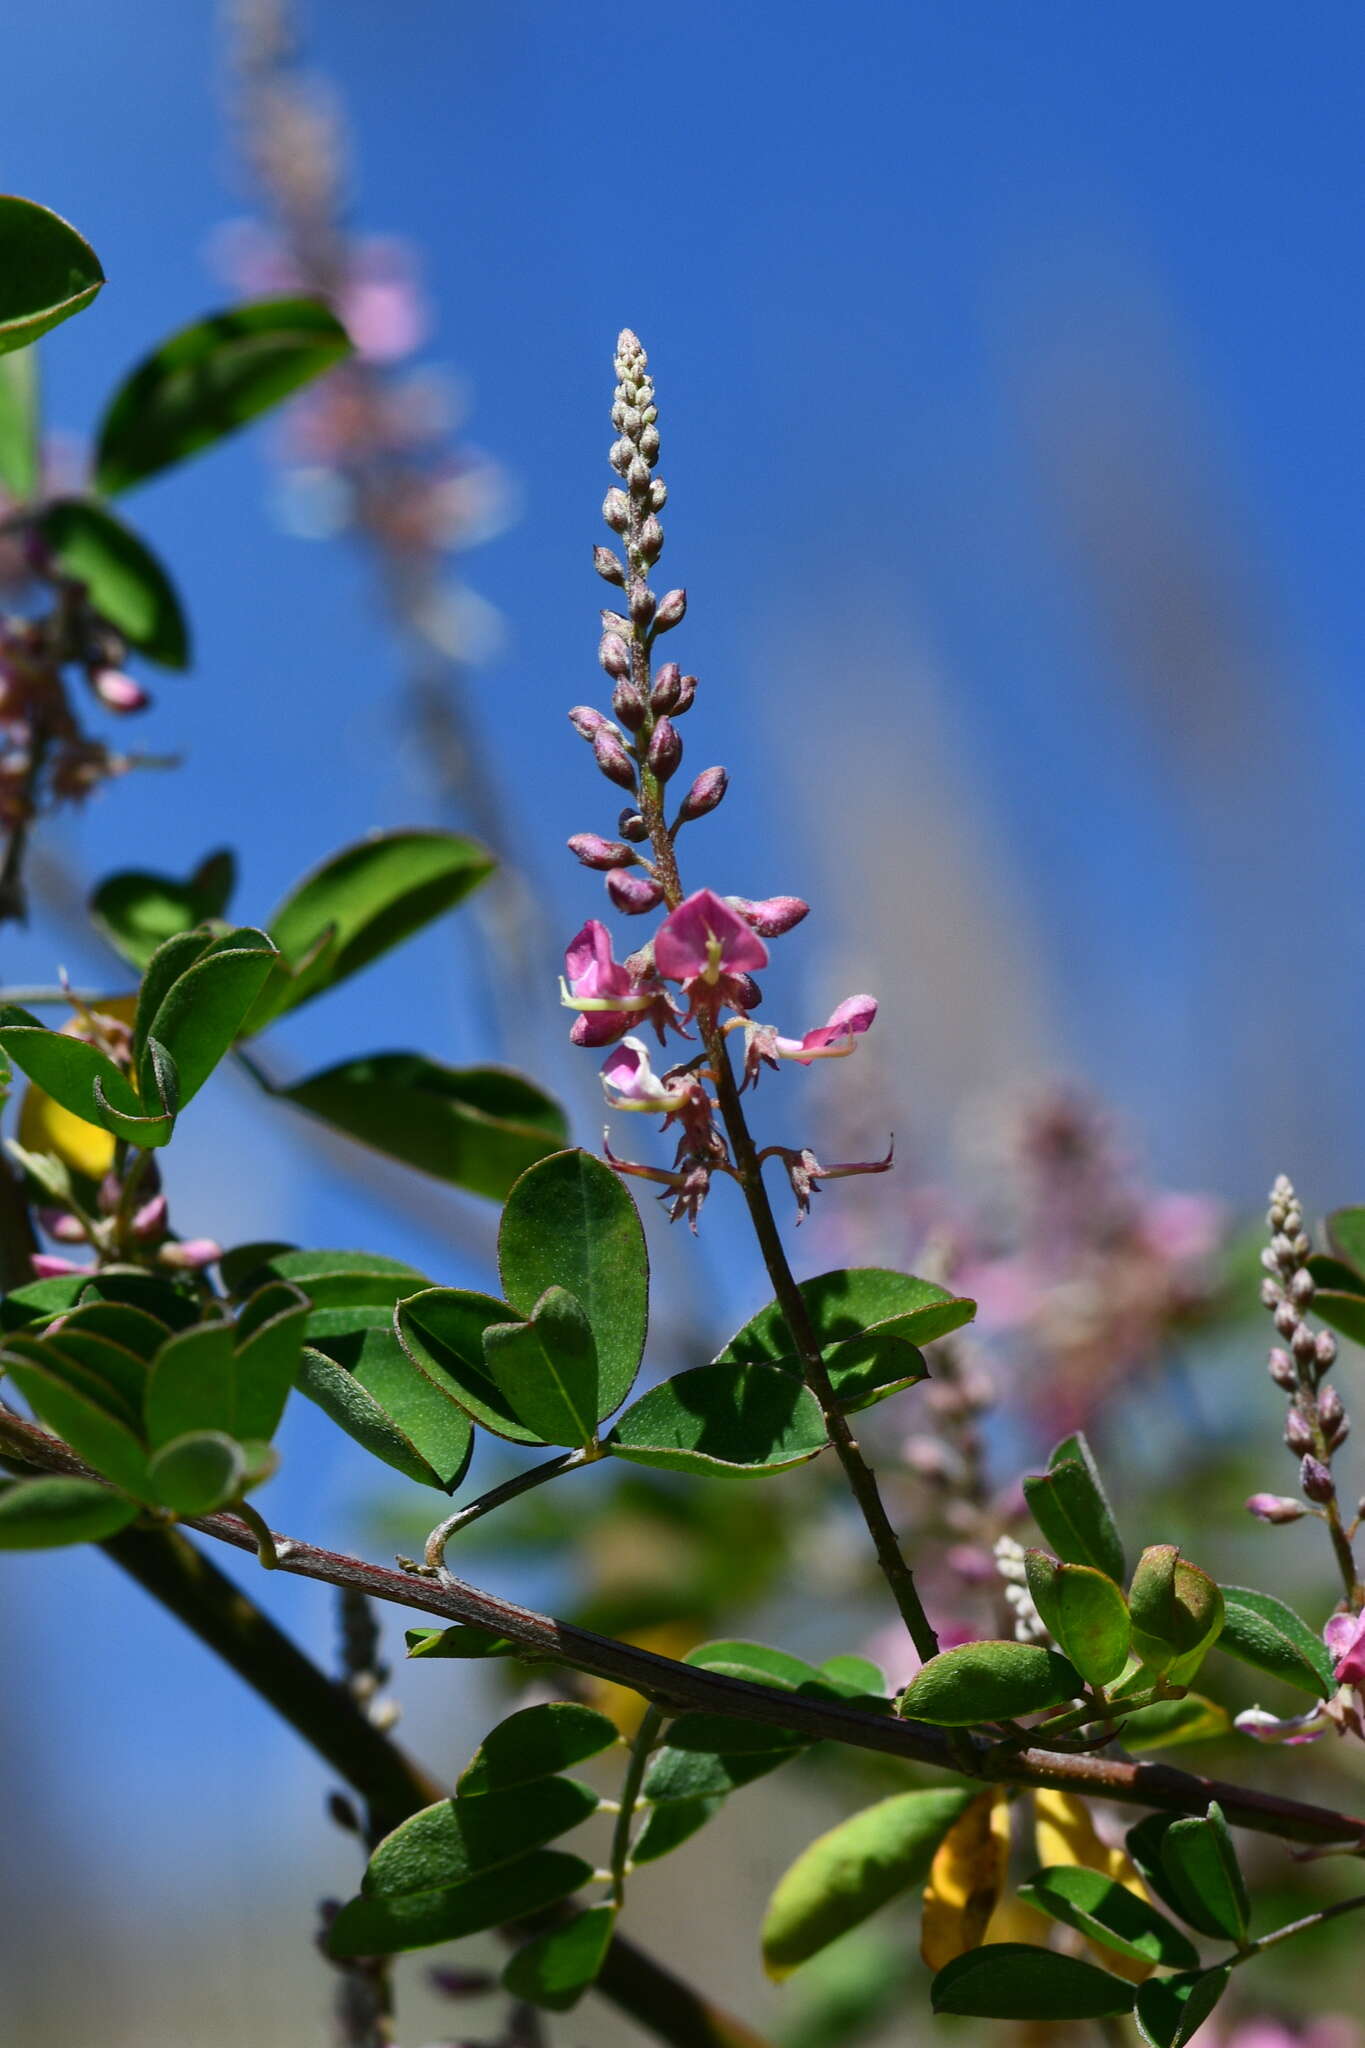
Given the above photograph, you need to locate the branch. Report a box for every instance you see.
[3,1407,1361,1851]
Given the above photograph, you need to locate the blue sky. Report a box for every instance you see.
[6,0,1365,2022]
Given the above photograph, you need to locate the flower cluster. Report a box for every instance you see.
[559,331,888,1226]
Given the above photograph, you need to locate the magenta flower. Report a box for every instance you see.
[600,1037,691,1113]
[1326,1609,1365,1689]
[774,993,878,1064]
[653,889,768,1014]
[560,920,679,1047]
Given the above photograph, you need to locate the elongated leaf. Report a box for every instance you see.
[327,1849,592,1959]
[1217,1584,1336,1697]
[1327,1206,1365,1276]
[1017,1866,1199,1970]
[405,1624,520,1662]
[2,1353,150,1498]
[1024,1433,1126,1583]
[762,1790,976,1977]
[364,1778,599,1897]
[1,1330,140,1431]
[304,1323,473,1491]
[0,346,38,496]
[685,1639,837,1693]
[1124,1815,1198,1929]
[499,1149,648,1416]
[458,1704,618,1795]
[920,1789,1010,1970]
[58,1301,169,1363]
[148,1429,246,1515]
[95,297,351,495]
[91,852,235,970]
[136,927,276,1108]
[1159,1804,1248,1943]
[1118,1694,1229,1751]
[271,1053,567,1202]
[1310,1288,1365,1345]
[295,1345,456,1492]
[1135,1967,1231,2048]
[630,1795,723,1865]
[1025,1551,1131,1687]
[607,1362,827,1477]
[395,1287,544,1443]
[144,1323,236,1446]
[39,498,190,667]
[0,1004,156,1139]
[37,1326,147,1418]
[482,1289,599,1448]
[931,1945,1135,2020]
[503,1904,617,2012]
[718,1267,975,1365]
[232,1282,309,1442]
[899,1641,1082,1726]
[0,198,103,352]
[642,1724,806,1803]
[0,1475,137,1548]
[245,1248,428,1311]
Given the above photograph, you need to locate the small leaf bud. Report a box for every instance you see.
[612,677,648,730]
[594,546,626,586]
[1301,1455,1336,1503]
[568,833,636,871]
[677,765,728,822]
[651,662,682,711]
[599,633,631,679]
[618,807,649,842]
[603,488,630,532]
[592,728,637,792]
[646,716,682,782]
[606,869,664,915]
[1246,1492,1308,1524]
[653,588,687,633]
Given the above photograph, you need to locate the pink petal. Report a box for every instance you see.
[654,889,769,982]
[565,919,632,998]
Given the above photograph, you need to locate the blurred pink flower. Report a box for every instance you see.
[775,993,878,1063]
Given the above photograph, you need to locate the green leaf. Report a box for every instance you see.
[1158,1803,1248,1943]
[91,851,235,969]
[395,1288,544,1444]
[819,1653,888,1696]
[1,1329,139,1433]
[685,1639,838,1693]
[232,1282,309,1442]
[404,1624,520,1661]
[0,1003,162,1143]
[1017,1866,1200,1970]
[35,1325,147,1418]
[898,1641,1082,1726]
[1024,1433,1126,1583]
[301,1323,473,1491]
[931,1944,1135,2019]
[761,1789,976,1977]
[1128,1547,1224,1680]
[457,1703,619,1795]
[143,1323,236,1446]
[246,829,495,1028]
[1,1352,150,1498]
[642,1721,806,1803]
[607,1362,828,1477]
[481,1288,600,1448]
[503,1904,617,2012]
[1118,1694,1230,1751]
[1134,1967,1231,2048]
[0,1475,137,1547]
[499,1149,648,1416]
[327,1849,592,1960]
[0,198,103,353]
[147,1430,246,1515]
[94,297,351,496]
[1309,1289,1365,1346]
[295,1345,461,1492]
[1024,1551,1131,1687]
[245,1248,428,1311]
[1327,1206,1365,1276]
[78,1270,202,1328]
[270,1053,568,1202]
[57,1300,170,1363]
[363,1778,599,1897]
[0,346,39,497]
[39,498,190,667]
[630,1795,723,1865]
[719,1266,975,1363]
[1216,1584,1336,1698]
[135,926,277,1108]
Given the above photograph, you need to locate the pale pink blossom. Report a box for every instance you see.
[600,1037,691,1114]
[1326,1609,1365,1690]
[774,993,877,1064]
[559,920,677,1047]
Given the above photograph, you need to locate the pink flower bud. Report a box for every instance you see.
[39,1210,88,1244]
[653,588,687,633]
[609,436,633,475]
[599,633,631,679]
[606,869,664,915]
[730,895,809,938]
[132,1192,170,1241]
[158,1237,222,1272]
[646,716,682,782]
[628,455,651,494]
[593,728,638,792]
[567,833,636,871]
[629,583,656,625]
[673,672,697,712]
[603,488,630,532]
[91,668,149,713]
[569,704,609,741]
[677,766,727,822]
[1285,1408,1314,1454]
[651,662,682,712]
[612,677,647,730]
[1268,1347,1296,1388]
[594,545,625,586]
[1245,1492,1308,1524]
[31,1254,88,1279]
[1301,1454,1335,1503]
[618,807,649,843]
[639,515,664,564]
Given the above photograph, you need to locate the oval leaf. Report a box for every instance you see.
[144,1323,236,1447]
[39,498,190,667]
[305,1322,473,1491]
[396,1287,545,1444]
[1024,1433,1126,1583]
[458,1704,619,1795]
[1017,1866,1199,1970]
[899,1641,1082,1726]
[502,1903,617,2013]
[0,197,103,352]
[147,1430,246,1516]
[607,1362,828,1477]
[91,852,235,969]
[1135,1967,1231,2048]
[932,1944,1134,2020]
[327,1849,592,1960]
[1025,1551,1131,1687]
[481,1287,600,1448]
[295,1345,456,1492]
[0,1475,137,1548]
[1217,1584,1336,1698]
[363,1778,599,1897]
[1158,1804,1248,1943]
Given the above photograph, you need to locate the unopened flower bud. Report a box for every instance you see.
[638,515,664,564]
[594,546,625,586]
[1290,1268,1316,1305]
[610,437,634,475]
[600,609,631,635]
[42,1211,87,1244]
[31,1254,87,1279]
[618,808,649,843]
[603,488,630,532]
[599,632,631,679]
[628,455,651,494]
[1317,1330,1338,1370]
[593,728,638,792]
[159,1237,222,1271]
[646,716,682,782]
[1320,1385,1345,1432]
[1285,1408,1314,1454]
[672,672,697,712]
[730,894,810,938]
[1260,1277,1284,1308]
[630,582,656,625]
[1268,1348,1297,1389]
[651,662,682,711]
[1292,1321,1319,1364]
[640,424,661,463]
[612,677,647,730]
[1301,1455,1336,1503]
[569,704,610,741]
[567,833,636,871]
[1274,1299,1300,1339]
[606,869,664,915]
[677,765,727,822]
[728,972,763,1011]
[91,668,149,713]
[649,478,667,511]
[653,588,687,633]
[131,1192,169,1241]
[1246,1491,1308,1524]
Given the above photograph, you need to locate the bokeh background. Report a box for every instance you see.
[5,3,1365,2043]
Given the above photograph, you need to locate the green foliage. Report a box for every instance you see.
[630,1794,722,1864]
[1126,1806,1249,1943]
[39,497,190,667]
[91,852,236,969]
[0,346,39,496]
[1024,1550,1131,1686]
[296,1317,473,1493]
[1016,1866,1200,1969]
[457,1703,619,1794]
[717,1265,971,1412]
[642,1717,806,1801]
[930,1944,1135,2020]
[761,1789,975,1977]
[1216,1583,1337,1697]
[0,198,103,352]
[898,1640,1082,1725]
[1023,1432,1126,1583]
[405,1623,520,1661]
[0,1003,172,1146]
[1128,1546,1224,1682]
[327,1849,594,1959]
[226,1247,428,1311]
[503,1903,618,2011]
[1134,1968,1232,2048]
[1117,1694,1230,1750]
[0,1474,138,1548]
[482,1288,601,1448]
[396,1287,547,1444]
[607,1362,829,1476]
[362,1778,599,1897]
[147,1430,247,1515]
[94,298,352,495]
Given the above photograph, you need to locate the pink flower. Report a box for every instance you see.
[600,1037,690,1113]
[773,993,877,1064]
[89,668,149,714]
[1234,1703,1332,1745]
[30,1254,89,1280]
[560,920,678,1047]
[1326,1609,1365,1689]
[653,889,768,1014]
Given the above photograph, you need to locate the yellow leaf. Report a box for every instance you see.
[16,996,137,1181]
[920,1787,1010,1970]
